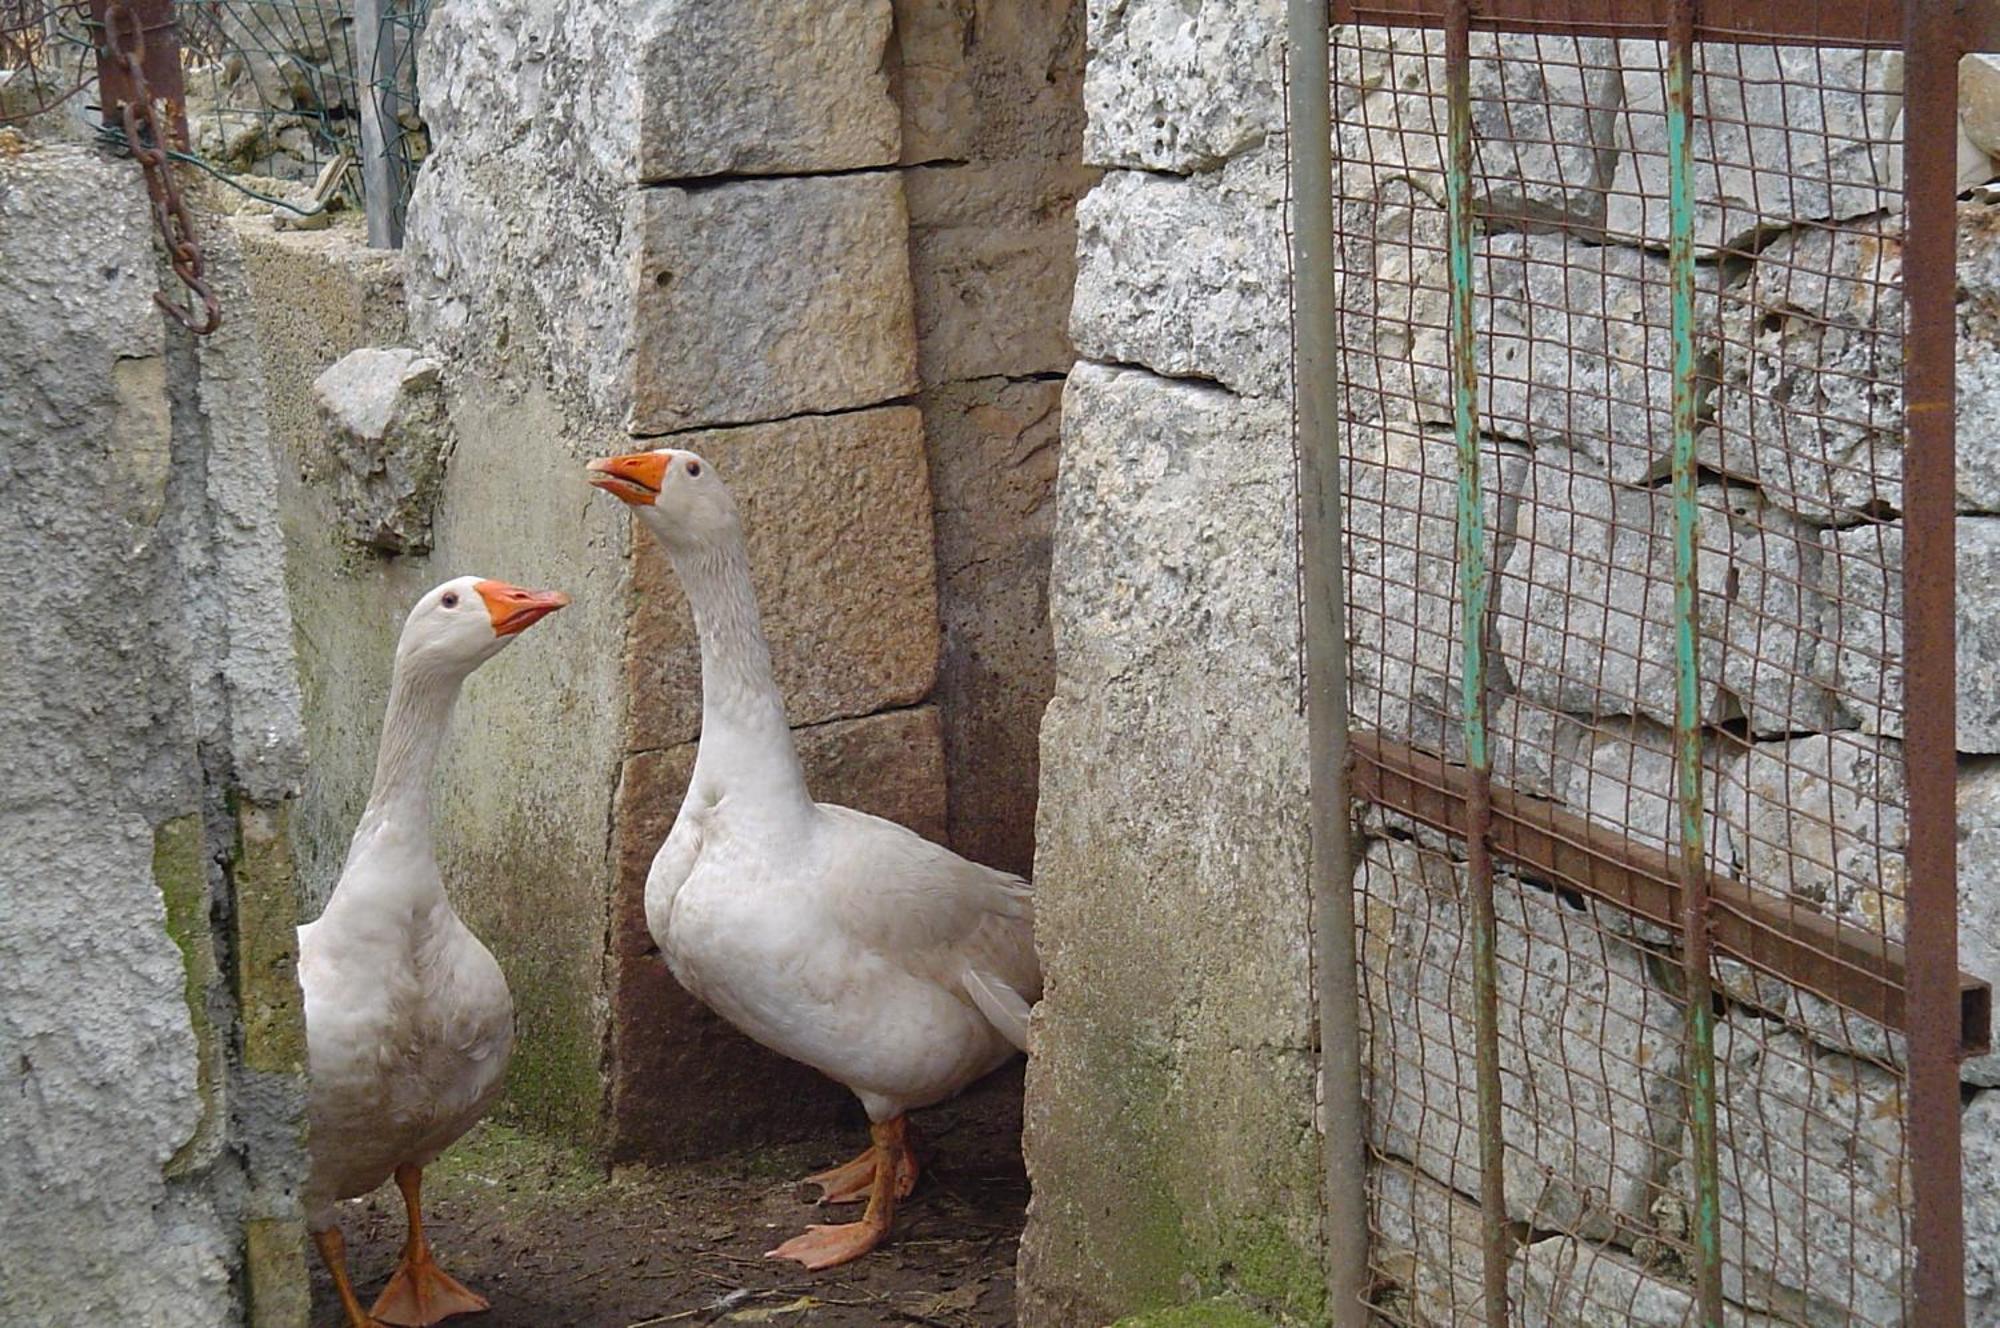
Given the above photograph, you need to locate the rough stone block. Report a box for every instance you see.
[1556,716,1734,868]
[1609,42,1902,254]
[1964,54,2000,158]
[1513,1237,1785,1328]
[608,708,947,1163]
[1963,1089,2000,1321]
[1709,212,2000,523]
[310,346,451,555]
[1335,29,1622,230]
[1081,0,1284,172]
[1358,839,1685,1238]
[924,377,1062,876]
[625,407,939,753]
[1408,234,1721,484]
[906,161,1094,385]
[1496,461,1836,738]
[1370,1160,1491,1327]
[635,0,898,181]
[894,0,1086,165]
[628,172,918,433]
[1070,151,1289,398]
[1820,518,2000,751]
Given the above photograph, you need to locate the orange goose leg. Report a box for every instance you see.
[369,1164,490,1326]
[313,1225,384,1328]
[804,1121,920,1204]
[767,1115,911,1269]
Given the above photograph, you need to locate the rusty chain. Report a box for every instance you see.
[100,0,220,334]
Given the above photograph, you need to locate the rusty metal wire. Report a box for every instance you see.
[1332,5,1975,1324]
[0,0,94,126]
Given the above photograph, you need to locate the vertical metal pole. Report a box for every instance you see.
[1287,3,1369,1324]
[1902,3,1966,1323]
[351,0,407,248]
[1664,6,1724,1326]
[1443,4,1510,1322]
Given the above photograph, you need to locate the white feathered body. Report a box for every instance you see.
[647,798,1039,1123]
[298,811,513,1229]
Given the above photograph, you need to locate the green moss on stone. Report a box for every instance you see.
[429,1120,604,1203]
[231,799,308,1073]
[242,1217,310,1328]
[1109,1299,1278,1328]
[154,813,221,1174]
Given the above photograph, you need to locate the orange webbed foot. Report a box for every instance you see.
[369,1251,489,1327]
[803,1146,879,1205]
[764,1218,890,1271]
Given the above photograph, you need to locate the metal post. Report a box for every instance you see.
[351,0,407,248]
[1664,5,1724,1325]
[1288,2,1368,1324]
[1441,3,1510,1322]
[1902,2,1966,1323]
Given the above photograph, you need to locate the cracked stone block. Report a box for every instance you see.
[1496,459,1837,738]
[1820,518,2000,751]
[1334,29,1622,231]
[629,172,918,433]
[1513,1236,1786,1328]
[1555,715,1735,869]
[1358,838,1685,1239]
[635,0,898,181]
[1609,42,1903,255]
[1708,211,2000,524]
[1069,151,1289,398]
[1345,423,1528,756]
[1963,1089,2000,1321]
[309,347,450,555]
[1370,1160,1491,1327]
[1407,234,1721,484]
[1081,0,1284,172]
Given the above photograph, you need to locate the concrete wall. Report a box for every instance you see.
[0,146,311,1328]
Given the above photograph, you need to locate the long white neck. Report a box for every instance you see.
[327,656,465,913]
[658,527,813,816]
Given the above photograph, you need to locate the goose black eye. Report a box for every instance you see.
[685,460,701,477]
[442,592,459,609]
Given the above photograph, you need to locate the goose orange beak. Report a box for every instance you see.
[473,580,570,636]
[585,452,669,505]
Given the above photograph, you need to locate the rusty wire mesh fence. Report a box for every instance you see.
[1329,3,1987,1324]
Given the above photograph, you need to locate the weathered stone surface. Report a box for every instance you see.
[1513,1237,1784,1328]
[1370,1161,1490,1327]
[1358,839,1684,1238]
[1497,462,1836,738]
[1709,212,2000,523]
[1344,422,1528,754]
[608,708,946,1163]
[1609,42,1902,254]
[1021,363,1320,1326]
[1070,150,1289,398]
[1962,1089,2000,1321]
[1080,0,1284,173]
[893,0,1087,165]
[311,347,451,555]
[907,161,1094,385]
[1408,234,1720,483]
[1335,30,1621,230]
[625,407,939,753]
[1820,518,2000,751]
[1964,54,2000,158]
[628,172,919,433]
[1556,716,1734,869]
[1960,762,2000,1086]
[635,0,898,181]
[924,377,1061,877]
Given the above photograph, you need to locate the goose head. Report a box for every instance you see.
[584,448,740,553]
[396,575,570,677]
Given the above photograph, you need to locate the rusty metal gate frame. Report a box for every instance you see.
[1300,2,1997,1325]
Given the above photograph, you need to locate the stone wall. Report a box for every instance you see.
[0,146,311,1327]
[1018,2,1327,1323]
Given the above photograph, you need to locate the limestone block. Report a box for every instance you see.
[1709,214,2000,523]
[1963,1089,2000,1321]
[924,377,1062,876]
[1370,1160,1490,1326]
[635,0,899,181]
[608,708,946,1162]
[629,172,918,433]
[1513,1237,1785,1328]
[1961,763,2000,1086]
[1334,29,1621,230]
[891,0,977,162]
[906,161,1094,385]
[309,347,450,555]
[894,0,1085,165]
[1408,234,1721,484]
[1609,42,1902,254]
[1819,519,2000,751]
[1496,461,1836,738]
[624,407,938,753]
[1359,839,1685,1238]
[1344,423,1528,755]
[1965,55,2000,158]
[1557,716,1734,866]
[1331,186,1449,429]
[1081,0,1284,172]
[1069,152,1289,398]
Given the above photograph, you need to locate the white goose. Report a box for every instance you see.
[299,575,568,1327]
[586,447,1040,1270]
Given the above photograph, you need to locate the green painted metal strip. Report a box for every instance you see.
[1666,17,1725,1328]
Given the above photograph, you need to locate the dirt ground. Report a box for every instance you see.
[310,1077,1028,1328]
